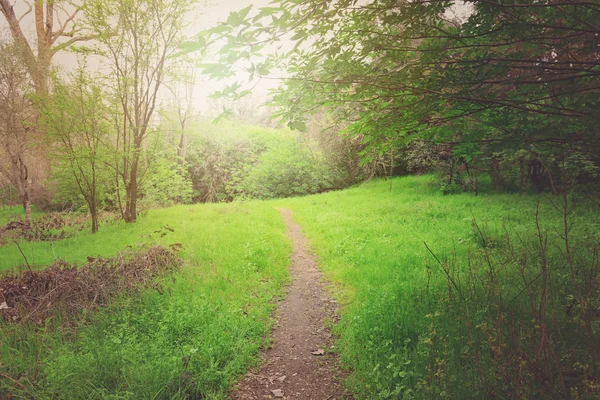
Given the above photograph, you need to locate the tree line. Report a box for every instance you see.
[0,0,199,231]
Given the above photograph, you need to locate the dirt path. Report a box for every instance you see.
[231,209,350,400]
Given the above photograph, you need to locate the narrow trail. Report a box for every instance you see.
[232,209,350,400]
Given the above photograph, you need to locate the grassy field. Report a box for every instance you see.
[276,175,600,399]
[0,202,290,399]
[2,175,599,399]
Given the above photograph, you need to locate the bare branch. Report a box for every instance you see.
[17,0,32,24]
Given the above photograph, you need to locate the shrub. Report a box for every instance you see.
[237,142,335,199]
[139,159,192,209]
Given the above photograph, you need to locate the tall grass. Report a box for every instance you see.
[277,175,600,399]
[0,202,290,399]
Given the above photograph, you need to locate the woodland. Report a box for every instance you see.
[0,0,599,399]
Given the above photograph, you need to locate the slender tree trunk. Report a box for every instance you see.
[11,157,32,225]
[90,202,98,233]
[83,194,99,233]
[491,157,503,190]
[178,133,187,166]
[89,175,99,234]
[23,194,31,225]
[124,148,140,223]
[16,176,31,225]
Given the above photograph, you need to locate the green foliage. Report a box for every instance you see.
[184,118,344,202]
[49,158,113,212]
[421,216,600,398]
[0,201,289,398]
[197,0,600,190]
[276,175,600,399]
[41,69,113,233]
[235,139,335,200]
[139,158,192,209]
[81,0,195,223]
[404,141,441,175]
[184,118,261,203]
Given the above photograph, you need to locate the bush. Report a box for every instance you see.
[139,158,192,210]
[185,118,344,202]
[236,142,335,199]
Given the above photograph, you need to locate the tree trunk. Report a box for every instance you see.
[11,157,32,226]
[124,179,137,222]
[491,157,504,190]
[90,201,98,234]
[23,195,31,226]
[17,176,31,226]
[124,149,140,223]
[178,133,187,166]
[32,55,50,97]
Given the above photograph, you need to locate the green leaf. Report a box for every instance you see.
[290,31,306,41]
[178,40,204,53]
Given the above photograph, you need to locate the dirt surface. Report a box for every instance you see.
[231,209,351,400]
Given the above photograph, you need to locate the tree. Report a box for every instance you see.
[42,69,110,233]
[0,0,94,221]
[163,65,199,167]
[0,0,92,96]
[199,0,600,187]
[83,0,194,222]
[0,43,38,224]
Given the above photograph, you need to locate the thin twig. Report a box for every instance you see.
[0,371,29,391]
[14,241,32,274]
[423,241,464,301]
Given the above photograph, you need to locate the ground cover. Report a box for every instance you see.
[0,202,290,399]
[0,206,43,226]
[2,174,598,399]
[277,175,600,399]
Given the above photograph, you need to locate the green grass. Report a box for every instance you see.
[0,202,290,399]
[0,204,273,273]
[275,175,600,399]
[0,205,43,226]
[2,175,599,399]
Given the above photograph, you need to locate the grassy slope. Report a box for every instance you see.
[276,175,599,398]
[0,202,289,399]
